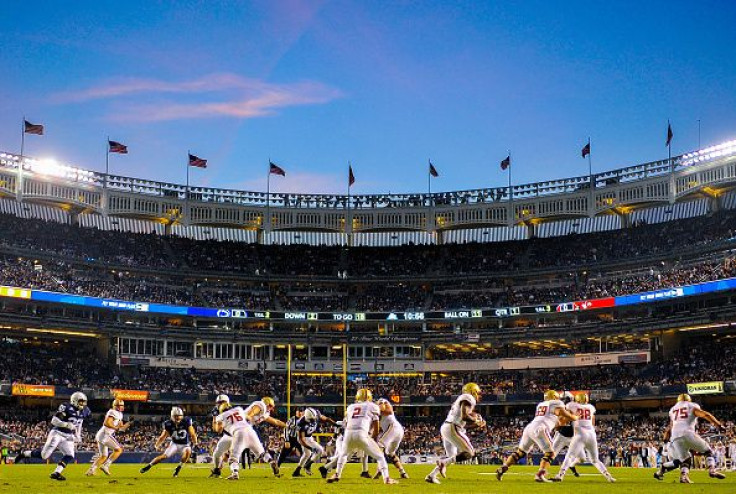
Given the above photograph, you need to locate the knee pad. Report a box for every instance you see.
[60,455,75,466]
[456,451,473,462]
[542,452,554,463]
[513,450,527,461]
[385,453,399,463]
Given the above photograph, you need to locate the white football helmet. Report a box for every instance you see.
[215,394,230,405]
[70,391,88,409]
[304,407,319,423]
[171,406,184,421]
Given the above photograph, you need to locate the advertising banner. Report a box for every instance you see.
[12,383,55,397]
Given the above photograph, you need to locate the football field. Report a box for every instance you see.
[2,464,735,493]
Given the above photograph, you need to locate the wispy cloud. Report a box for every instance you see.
[52,73,343,122]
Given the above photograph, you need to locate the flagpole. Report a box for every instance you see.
[428,159,431,199]
[267,159,271,232]
[587,138,594,214]
[347,162,352,238]
[18,117,25,202]
[508,150,512,201]
[105,136,110,189]
[668,119,673,173]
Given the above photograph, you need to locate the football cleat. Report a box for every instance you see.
[571,466,580,477]
[653,471,664,481]
[227,473,239,480]
[100,465,111,476]
[270,462,281,477]
[318,466,328,479]
[85,468,96,477]
[209,467,221,478]
[384,478,398,485]
[535,474,552,483]
[360,471,371,478]
[551,475,563,482]
[292,470,304,478]
[373,471,382,480]
[140,464,152,474]
[173,465,182,477]
[327,474,340,483]
[606,475,617,483]
[425,475,440,484]
[496,468,505,481]
[49,472,66,481]
[709,471,726,480]
[679,474,693,484]
[400,471,409,479]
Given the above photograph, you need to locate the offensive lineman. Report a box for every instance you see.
[15,391,91,481]
[86,399,132,476]
[551,392,580,477]
[373,398,408,479]
[209,394,232,478]
[327,388,398,485]
[140,406,198,477]
[215,397,286,479]
[654,393,726,483]
[425,383,485,485]
[292,407,335,477]
[496,390,578,483]
[552,392,615,483]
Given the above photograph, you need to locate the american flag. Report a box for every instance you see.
[108,140,128,154]
[24,120,44,135]
[348,165,355,187]
[666,122,673,147]
[581,142,591,159]
[500,155,511,170]
[429,161,439,177]
[269,162,286,176]
[188,153,207,168]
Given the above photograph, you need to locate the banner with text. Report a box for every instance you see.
[12,383,55,397]
[686,381,724,395]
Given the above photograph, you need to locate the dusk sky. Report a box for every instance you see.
[1,1,735,195]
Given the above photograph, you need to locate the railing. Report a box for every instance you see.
[2,139,735,211]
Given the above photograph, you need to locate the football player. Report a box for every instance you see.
[86,399,131,476]
[552,392,615,482]
[292,407,336,477]
[209,394,232,478]
[496,390,578,483]
[425,383,484,484]
[327,388,398,485]
[654,393,726,483]
[15,391,91,481]
[219,396,286,478]
[319,420,345,478]
[373,398,408,479]
[551,392,579,477]
[140,406,197,477]
[278,409,304,467]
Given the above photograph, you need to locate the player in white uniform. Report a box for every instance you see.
[210,394,233,478]
[326,388,398,485]
[371,398,408,479]
[319,420,345,478]
[552,393,615,482]
[425,383,485,484]
[654,394,726,483]
[86,399,131,476]
[551,391,580,476]
[215,397,285,479]
[497,390,578,483]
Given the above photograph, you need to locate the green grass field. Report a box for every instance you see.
[2,464,735,493]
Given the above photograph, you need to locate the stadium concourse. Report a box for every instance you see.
[2,162,736,483]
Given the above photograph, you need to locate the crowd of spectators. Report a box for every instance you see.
[2,337,735,399]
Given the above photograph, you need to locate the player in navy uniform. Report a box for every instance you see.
[140,406,198,477]
[278,409,303,467]
[292,407,335,477]
[552,392,579,477]
[15,391,91,481]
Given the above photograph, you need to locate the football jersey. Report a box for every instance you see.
[244,400,270,425]
[530,399,565,430]
[380,412,401,433]
[211,406,231,436]
[53,403,91,434]
[164,417,193,445]
[445,393,477,427]
[216,406,249,435]
[345,401,381,433]
[567,402,595,430]
[669,401,702,439]
[100,408,124,436]
[297,411,321,437]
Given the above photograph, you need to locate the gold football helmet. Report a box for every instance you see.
[544,390,560,401]
[574,392,589,404]
[462,382,481,401]
[218,402,232,414]
[677,393,692,403]
[262,396,276,410]
[355,388,373,402]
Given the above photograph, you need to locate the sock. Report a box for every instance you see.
[54,464,65,474]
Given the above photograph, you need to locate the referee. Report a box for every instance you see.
[277,409,304,466]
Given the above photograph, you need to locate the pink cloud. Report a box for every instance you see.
[51,73,343,121]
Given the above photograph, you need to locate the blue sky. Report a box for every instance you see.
[1,1,735,194]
